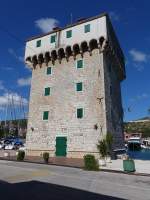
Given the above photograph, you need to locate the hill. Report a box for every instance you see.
[124,118,150,138]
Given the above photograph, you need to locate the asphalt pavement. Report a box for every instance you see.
[0,160,150,200]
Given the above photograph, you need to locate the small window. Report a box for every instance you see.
[44,87,50,96]
[66,30,72,38]
[77,59,83,69]
[36,40,41,47]
[51,35,56,43]
[43,111,49,120]
[47,67,52,75]
[84,24,90,33]
[76,82,83,92]
[77,108,83,119]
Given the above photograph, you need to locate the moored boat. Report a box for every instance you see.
[128,137,141,151]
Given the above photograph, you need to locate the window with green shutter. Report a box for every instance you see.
[66,30,72,38]
[77,60,83,69]
[44,87,50,96]
[51,35,56,43]
[84,24,90,33]
[76,82,83,91]
[43,111,49,120]
[36,40,41,47]
[77,108,83,119]
[46,67,52,75]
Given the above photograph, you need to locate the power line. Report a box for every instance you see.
[0,25,37,54]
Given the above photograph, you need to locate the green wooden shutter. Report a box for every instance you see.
[43,111,49,120]
[44,87,50,96]
[77,60,83,68]
[76,82,83,91]
[66,30,72,38]
[51,35,56,43]
[36,40,41,47]
[77,108,83,118]
[47,67,51,75]
[84,24,90,33]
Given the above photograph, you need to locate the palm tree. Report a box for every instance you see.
[97,139,107,159]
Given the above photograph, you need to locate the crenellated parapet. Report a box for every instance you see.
[25,36,108,68]
[25,37,125,80]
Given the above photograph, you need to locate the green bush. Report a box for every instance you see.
[43,152,49,163]
[17,151,25,161]
[84,154,99,171]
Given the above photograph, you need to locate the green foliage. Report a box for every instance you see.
[43,152,49,163]
[84,154,99,171]
[17,151,25,161]
[97,139,107,158]
[106,132,113,154]
[124,121,150,137]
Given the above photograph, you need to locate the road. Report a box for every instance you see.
[0,160,150,200]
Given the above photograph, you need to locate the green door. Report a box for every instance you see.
[56,137,67,156]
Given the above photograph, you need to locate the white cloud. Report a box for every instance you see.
[130,93,149,102]
[17,77,31,87]
[133,63,144,72]
[35,18,59,33]
[8,48,24,62]
[0,81,6,91]
[1,66,13,71]
[0,93,28,107]
[109,11,120,21]
[129,49,147,62]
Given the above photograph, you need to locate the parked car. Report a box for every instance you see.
[4,141,21,150]
[4,142,15,150]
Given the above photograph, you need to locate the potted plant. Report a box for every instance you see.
[97,139,107,166]
[106,132,113,163]
[17,151,25,161]
[84,154,99,171]
[43,152,49,164]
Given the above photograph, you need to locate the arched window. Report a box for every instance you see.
[80,41,88,53]
[89,39,98,51]
[73,44,80,56]
[58,48,65,60]
[65,46,72,57]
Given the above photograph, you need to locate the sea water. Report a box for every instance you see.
[127,149,150,160]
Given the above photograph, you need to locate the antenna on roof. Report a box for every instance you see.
[70,13,73,24]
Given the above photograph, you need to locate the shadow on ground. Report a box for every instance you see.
[0,180,126,200]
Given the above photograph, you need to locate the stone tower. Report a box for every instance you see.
[25,13,126,158]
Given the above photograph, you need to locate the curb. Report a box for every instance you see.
[100,168,150,177]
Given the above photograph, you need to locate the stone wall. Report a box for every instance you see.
[103,52,124,149]
[26,49,108,157]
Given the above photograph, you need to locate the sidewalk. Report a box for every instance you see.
[0,150,150,175]
[101,159,150,174]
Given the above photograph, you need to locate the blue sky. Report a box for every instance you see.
[0,0,149,121]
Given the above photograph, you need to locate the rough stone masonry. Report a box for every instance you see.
[25,13,126,158]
